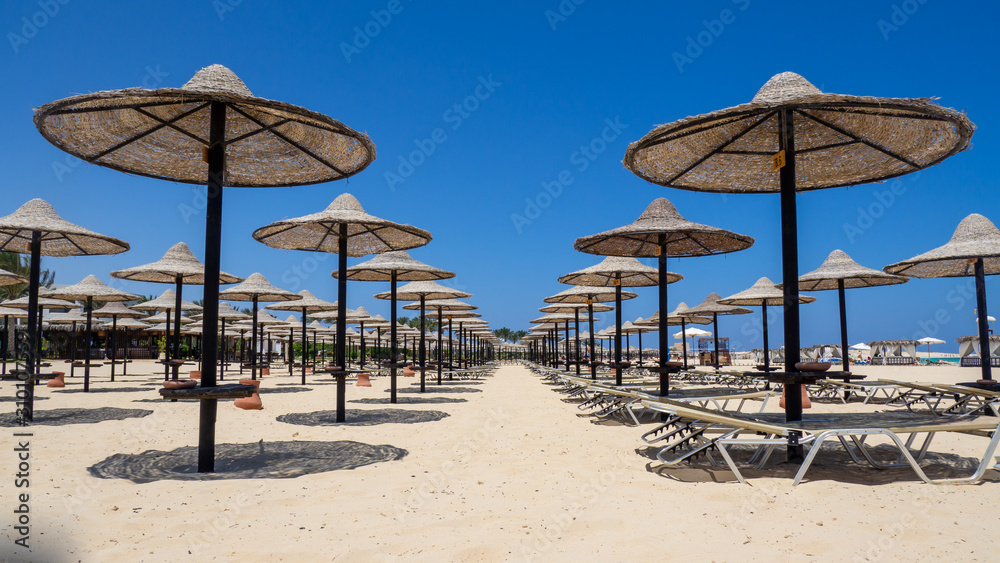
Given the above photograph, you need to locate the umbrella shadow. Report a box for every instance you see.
[350,397,467,405]
[55,386,152,394]
[391,386,482,394]
[277,408,450,427]
[0,407,152,427]
[88,440,408,483]
[0,395,47,402]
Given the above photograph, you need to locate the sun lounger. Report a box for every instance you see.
[809,379,901,404]
[640,398,1000,486]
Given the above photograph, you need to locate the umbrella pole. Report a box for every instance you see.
[22,230,41,422]
[360,320,366,371]
[436,308,443,384]
[448,316,453,380]
[614,273,622,386]
[974,258,993,383]
[638,330,642,368]
[681,319,688,369]
[335,222,348,422]
[2,314,7,376]
[838,280,849,372]
[239,330,245,375]
[164,309,172,381]
[419,295,426,393]
[762,303,770,373]
[173,274,183,378]
[110,315,118,382]
[390,271,398,404]
[564,319,570,372]
[712,313,720,370]
[70,320,76,378]
[84,296,93,392]
[123,327,128,376]
[220,320,225,381]
[251,298,259,381]
[574,309,581,375]
[588,300,596,380]
[301,307,307,384]
[777,109,805,463]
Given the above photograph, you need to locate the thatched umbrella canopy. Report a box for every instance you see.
[344,250,453,402]
[46,275,139,390]
[36,63,376,472]
[253,194,431,420]
[885,214,1000,384]
[0,199,129,419]
[265,289,336,384]
[624,71,974,424]
[0,267,27,287]
[559,256,677,385]
[720,277,817,371]
[220,273,299,381]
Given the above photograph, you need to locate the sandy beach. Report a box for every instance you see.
[1,360,999,562]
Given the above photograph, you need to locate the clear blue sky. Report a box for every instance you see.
[2,0,997,352]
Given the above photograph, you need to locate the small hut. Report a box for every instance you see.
[868,340,920,365]
[957,335,1000,367]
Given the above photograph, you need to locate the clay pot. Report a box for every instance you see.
[795,362,831,372]
[779,384,812,409]
[403,365,415,377]
[356,373,372,387]
[46,372,65,388]
[163,379,198,390]
[189,370,201,380]
[305,367,312,374]
[260,368,270,377]
[234,379,262,410]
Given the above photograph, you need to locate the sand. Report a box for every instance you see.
[2,360,1000,562]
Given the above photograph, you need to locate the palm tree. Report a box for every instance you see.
[511,330,527,343]
[493,327,512,342]
[0,251,55,301]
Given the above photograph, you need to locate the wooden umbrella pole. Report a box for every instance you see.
[588,299,596,380]
[974,258,993,383]
[84,296,93,392]
[838,280,849,371]
[335,222,347,422]
[390,270,398,404]
[197,99,226,473]
[574,308,581,375]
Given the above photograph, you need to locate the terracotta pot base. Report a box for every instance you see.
[235,379,262,410]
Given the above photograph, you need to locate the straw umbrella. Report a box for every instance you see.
[219,273,300,380]
[624,71,974,424]
[636,303,712,368]
[341,250,449,401]
[130,289,202,380]
[916,336,946,364]
[36,64,375,472]
[4,294,77,367]
[350,307,377,370]
[719,277,816,372]
[111,242,242,371]
[403,299,478,381]
[47,275,139,391]
[792,250,906,370]
[884,214,1000,384]
[539,301,612,374]
[265,289,336,384]
[621,320,654,367]
[530,312,592,373]
[0,199,129,420]
[559,257,669,386]
[253,194,432,421]
[97,316,150,376]
[544,284,635,379]
[573,198,752,393]
[374,280,469,392]
[202,302,251,381]
[91,301,146,380]
[683,293,752,369]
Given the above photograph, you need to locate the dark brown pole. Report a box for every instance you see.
[614,273,622,386]
[83,296,93,392]
[681,319,689,369]
[251,298,259,380]
[110,315,118,382]
[838,280,849,372]
[301,306,308,384]
[419,294,426,392]
[563,319,570,372]
[23,230,41,422]
[588,299,596,380]
[778,108,803,426]
[436,308,442,384]
[390,270,398,403]
[198,99,226,473]
[173,274,183,362]
[761,303,770,371]
[574,308,581,375]
[335,222,348,422]
[974,258,993,383]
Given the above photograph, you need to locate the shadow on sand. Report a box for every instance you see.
[0,407,152,427]
[277,408,449,427]
[89,440,408,483]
